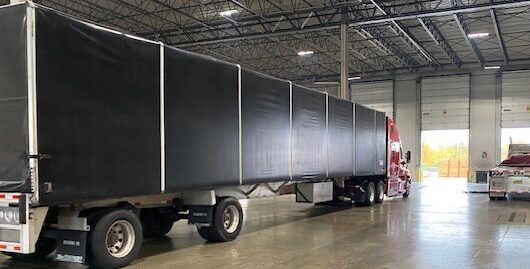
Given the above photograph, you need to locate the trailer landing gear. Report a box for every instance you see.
[197,197,243,242]
[87,209,142,269]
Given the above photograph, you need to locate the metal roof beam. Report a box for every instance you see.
[490,9,509,64]
[453,14,484,66]
[418,17,462,67]
[160,0,530,46]
[368,0,438,67]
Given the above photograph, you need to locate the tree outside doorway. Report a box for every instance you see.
[421,130,469,183]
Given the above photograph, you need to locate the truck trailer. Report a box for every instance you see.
[0,2,412,269]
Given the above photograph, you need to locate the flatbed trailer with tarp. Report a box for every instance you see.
[0,2,412,268]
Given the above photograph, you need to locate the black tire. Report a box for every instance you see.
[197,197,243,242]
[403,189,410,198]
[355,182,375,206]
[375,181,385,204]
[1,237,56,260]
[140,208,175,238]
[88,209,143,269]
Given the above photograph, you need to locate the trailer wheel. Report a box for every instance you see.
[402,189,410,198]
[1,237,56,260]
[375,181,385,204]
[140,208,175,238]
[355,182,375,206]
[88,209,142,269]
[197,197,243,242]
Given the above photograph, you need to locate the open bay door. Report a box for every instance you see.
[420,75,470,181]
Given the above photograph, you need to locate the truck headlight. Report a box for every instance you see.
[0,208,20,225]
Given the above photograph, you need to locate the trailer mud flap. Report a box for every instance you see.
[54,230,87,264]
[188,205,213,226]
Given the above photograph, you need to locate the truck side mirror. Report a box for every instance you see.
[406,151,411,164]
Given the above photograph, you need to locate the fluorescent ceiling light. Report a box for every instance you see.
[314,81,339,85]
[484,65,500,69]
[348,76,361,80]
[297,50,314,56]
[467,32,489,38]
[219,9,239,16]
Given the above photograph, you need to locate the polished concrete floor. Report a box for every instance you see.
[2,180,530,269]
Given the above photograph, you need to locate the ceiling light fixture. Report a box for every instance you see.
[348,76,361,80]
[297,50,314,56]
[219,9,239,17]
[484,65,500,69]
[467,32,489,38]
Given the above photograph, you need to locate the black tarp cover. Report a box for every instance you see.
[241,70,290,183]
[327,96,354,177]
[164,46,240,191]
[292,85,327,180]
[0,4,389,204]
[0,4,30,192]
[35,7,162,204]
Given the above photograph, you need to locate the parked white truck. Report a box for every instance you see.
[489,144,530,200]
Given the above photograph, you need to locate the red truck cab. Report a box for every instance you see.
[386,117,412,197]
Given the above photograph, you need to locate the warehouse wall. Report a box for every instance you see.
[391,70,502,182]
[394,76,421,180]
[469,71,500,182]
[308,69,509,182]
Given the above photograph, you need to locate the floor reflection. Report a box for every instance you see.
[1,180,530,269]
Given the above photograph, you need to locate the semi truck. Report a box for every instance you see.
[489,144,530,200]
[0,2,412,269]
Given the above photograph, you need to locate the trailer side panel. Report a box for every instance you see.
[375,111,387,175]
[327,96,354,177]
[292,86,327,180]
[0,5,30,192]
[164,47,240,190]
[35,8,161,203]
[354,105,376,176]
[241,70,290,183]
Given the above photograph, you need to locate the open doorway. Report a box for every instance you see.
[501,128,530,161]
[421,129,469,184]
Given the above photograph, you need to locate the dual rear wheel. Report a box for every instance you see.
[354,181,385,206]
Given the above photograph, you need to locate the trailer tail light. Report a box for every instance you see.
[0,243,22,253]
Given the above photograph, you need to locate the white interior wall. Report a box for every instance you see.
[469,71,500,182]
[394,76,421,180]
[392,70,501,182]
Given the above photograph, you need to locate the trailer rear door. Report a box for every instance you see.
[0,5,31,192]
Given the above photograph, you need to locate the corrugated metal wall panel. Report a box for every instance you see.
[421,75,470,130]
[351,80,393,119]
[502,71,530,128]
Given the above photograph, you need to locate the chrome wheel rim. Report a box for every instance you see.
[106,220,135,258]
[369,188,375,202]
[223,205,239,234]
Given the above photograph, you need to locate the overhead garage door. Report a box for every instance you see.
[421,75,470,130]
[351,80,394,119]
[501,71,530,128]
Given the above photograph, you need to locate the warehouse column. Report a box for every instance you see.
[340,14,350,101]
